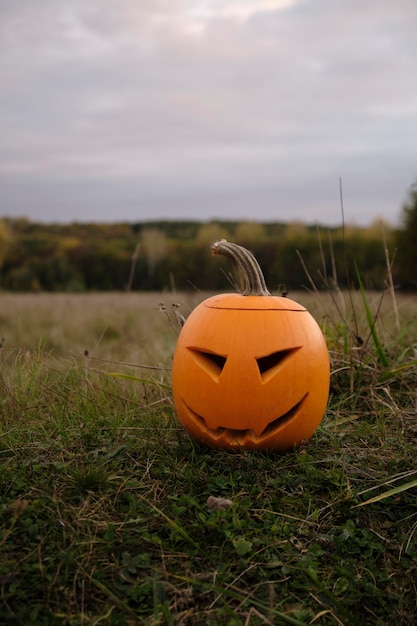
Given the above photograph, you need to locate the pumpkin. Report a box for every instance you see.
[172,239,330,452]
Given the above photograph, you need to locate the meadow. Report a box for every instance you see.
[0,289,416,625]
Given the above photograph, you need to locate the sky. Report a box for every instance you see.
[1,0,416,227]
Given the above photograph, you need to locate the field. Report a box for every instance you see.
[1,289,416,625]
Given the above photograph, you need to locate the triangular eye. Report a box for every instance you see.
[256,347,300,380]
[188,348,227,378]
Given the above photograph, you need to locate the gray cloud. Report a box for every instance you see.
[0,0,416,225]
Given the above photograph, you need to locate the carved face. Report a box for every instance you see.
[172,294,330,451]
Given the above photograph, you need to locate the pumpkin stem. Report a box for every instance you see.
[211,239,271,296]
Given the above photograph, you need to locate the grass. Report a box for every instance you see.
[1,289,417,625]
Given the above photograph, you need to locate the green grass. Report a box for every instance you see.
[1,291,417,625]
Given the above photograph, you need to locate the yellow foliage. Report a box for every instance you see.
[0,219,11,268]
[234,222,265,243]
[197,222,230,244]
[57,237,82,252]
[284,221,309,240]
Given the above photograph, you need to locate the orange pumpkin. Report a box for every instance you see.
[172,240,330,451]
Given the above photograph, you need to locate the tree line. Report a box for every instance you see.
[0,189,416,294]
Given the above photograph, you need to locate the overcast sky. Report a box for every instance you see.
[1,0,416,226]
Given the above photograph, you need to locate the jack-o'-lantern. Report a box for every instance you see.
[172,240,330,451]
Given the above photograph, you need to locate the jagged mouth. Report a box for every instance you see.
[182,393,308,446]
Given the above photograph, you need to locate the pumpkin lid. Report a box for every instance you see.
[203,294,307,311]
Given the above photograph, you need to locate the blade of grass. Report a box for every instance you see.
[377,359,417,382]
[354,478,417,507]
[137,494,200,549]
[383,225,400,333]
[106,372,171,390]
[78,566,138,618]
[354,262,389,368]
[169,573,309,626]
[356,469,417,497]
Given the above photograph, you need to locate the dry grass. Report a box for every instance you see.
[2,289,416,357]
[0,291,206,367]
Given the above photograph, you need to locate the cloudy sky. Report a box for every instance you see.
[1,0,416,226]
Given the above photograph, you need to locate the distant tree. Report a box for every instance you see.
[196,222,230,245]
[140,228,167,283]
[234,222,265,244]
[0,217,395,292]
[395,183,417,288]
[0,219,11,270]
[366,217,392,237]
[283,221,310,242]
